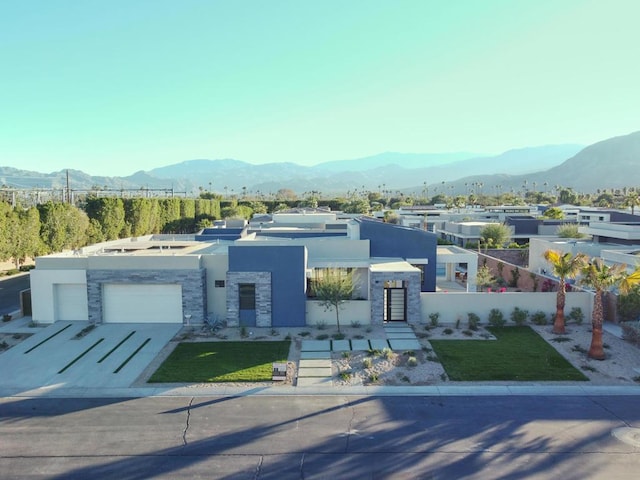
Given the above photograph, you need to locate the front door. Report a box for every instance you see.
[384,287,407,322]
[239,283,256,327]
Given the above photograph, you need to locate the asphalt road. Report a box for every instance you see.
[0,273,30,316]
[1,394,639,479]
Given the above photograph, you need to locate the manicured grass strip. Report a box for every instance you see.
[58,339,104,374]
[97,331,136,363]
[114,338,150,374]
[24,324,72,354]
[430,326,588,381]
[149,341,291,383]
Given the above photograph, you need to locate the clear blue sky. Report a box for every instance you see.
[1,0,639,176]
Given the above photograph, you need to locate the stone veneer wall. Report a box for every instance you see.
[369,271,421,324]
[226,271,272,327]
[86,269,207,324]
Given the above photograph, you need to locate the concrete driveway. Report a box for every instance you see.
[0,321,181,395]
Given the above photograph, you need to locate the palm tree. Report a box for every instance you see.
[623,191,640,215]
[579,259,640,359]
[543,250,588,334]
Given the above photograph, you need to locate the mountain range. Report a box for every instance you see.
[1,131,639,196]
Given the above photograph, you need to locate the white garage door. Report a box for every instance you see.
[103,284,183,323]
[54,284,89,321]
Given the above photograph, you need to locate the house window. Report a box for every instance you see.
[215,280,225,288]
[239,283,256,310]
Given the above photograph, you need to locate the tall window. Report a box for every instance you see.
[239,283,255,310]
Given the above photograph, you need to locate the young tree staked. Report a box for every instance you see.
[312,269,355,332]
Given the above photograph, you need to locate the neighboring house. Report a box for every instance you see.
[30,215,454,327]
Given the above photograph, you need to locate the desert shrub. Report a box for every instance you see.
[316,334,329,340]
[341,351,351,358]
[617,286,640,322]
[443,328,453,335]
[509,267,520,288]
[429,312,440,327]
[350,320,361,328]
[455,317,461,329]
[362,357,373,369]
[531,311,548,325]
[407,357,418,367]
[622,322,640,346]
[316,321,327,330]
[467,312,480,330]
[510,307,529,326]
[332,333,346,340]
[567,307,585,325]
[382,347,393,359]
[488,308,505,327]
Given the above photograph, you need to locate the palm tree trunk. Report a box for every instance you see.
[588,291,606,360]
[553,282,566,334]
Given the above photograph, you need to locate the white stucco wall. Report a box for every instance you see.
[30,269,88,324]
[420,291,593,324]
[306,300,372,326]
[202,253,229,324]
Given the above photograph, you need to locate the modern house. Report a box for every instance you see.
[31,214,474,327]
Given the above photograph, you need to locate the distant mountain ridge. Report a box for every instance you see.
[0,131,638,195]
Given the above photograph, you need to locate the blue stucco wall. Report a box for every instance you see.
[228,245,306,327]
[357,218,437,291]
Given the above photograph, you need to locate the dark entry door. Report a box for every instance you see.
[239,283,256,327]
[384,287,407,322]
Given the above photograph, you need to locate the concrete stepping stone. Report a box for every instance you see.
[369,339,390,350]
[384,326,414,333]
[388,339,421,351]
[350,339,370,351]
[386,332,417,339]
[331,339,351,351]
[300,351,331,359]
[297,376,333,387]
[299,359,331,368]
[301,340,331,351]
[297,367,332,377]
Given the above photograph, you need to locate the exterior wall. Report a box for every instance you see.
[228,245,307,327]
[370,270,422,325]
[86,255,201,271]
[358,218,438,291]
[226,271,271,327]
[86,269,207,324]
[202,253,229,324]
[306,300,372,326]
[30,269,88,324]
[420,291,593,324]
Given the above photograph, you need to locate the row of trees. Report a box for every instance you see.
[0,197,224,267]
[544,249,640,360]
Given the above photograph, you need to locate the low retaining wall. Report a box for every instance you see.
[420,291,593,325]
[306,300,372,326]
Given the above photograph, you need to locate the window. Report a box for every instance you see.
[239,283,255,310]
[307,267,353,297]
[214,280,225,288]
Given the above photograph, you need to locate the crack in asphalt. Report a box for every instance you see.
[254,455,263,479]
[344,399,357,452]
[299,452,306,479]
[182,397,194,446]
[588,396,632,427]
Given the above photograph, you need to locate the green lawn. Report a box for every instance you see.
[149,341,290,383]
[429,326,588,381]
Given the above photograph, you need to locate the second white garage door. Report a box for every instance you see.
[103,284,183,323]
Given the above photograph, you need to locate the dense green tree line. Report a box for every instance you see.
[0,197,223,266]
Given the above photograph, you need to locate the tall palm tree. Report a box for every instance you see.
[543,250,588,334]
[623,191,640,215]
[579,259,640,359]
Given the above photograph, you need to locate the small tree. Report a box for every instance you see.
[476,265,495,292]
[479,223,511,249]
[556,224,585,239]
[313,269,355,332]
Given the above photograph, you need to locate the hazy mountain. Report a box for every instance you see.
[0,132,637,195]
[313,152,479,171]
